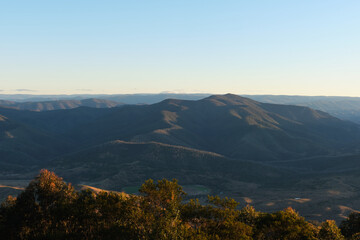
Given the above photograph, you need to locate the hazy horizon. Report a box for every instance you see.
[3,90,360,98]
[2,92,360,98]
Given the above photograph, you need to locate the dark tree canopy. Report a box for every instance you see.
[0,170,353,240]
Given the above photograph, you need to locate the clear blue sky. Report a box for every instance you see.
[1,1,359,96]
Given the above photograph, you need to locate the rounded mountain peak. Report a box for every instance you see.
[202,94,259,106]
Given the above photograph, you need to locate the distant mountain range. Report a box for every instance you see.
[244,95,360,124]
[1,93,360,124]
[0,93,210,104]
[0,98,122,111]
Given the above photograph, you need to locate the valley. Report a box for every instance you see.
[0,94,360,222]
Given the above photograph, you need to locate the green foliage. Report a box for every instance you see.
[238,205,259,227]
[0,169,354,240]
[0,169,77,239]
[208,195,239,210]
[181,196,253,239]
[140,178,185,211]
[350,232,360,240]
[318,220,345,240]
[253,207,318,240]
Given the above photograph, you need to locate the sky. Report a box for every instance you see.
[1,1,360,96]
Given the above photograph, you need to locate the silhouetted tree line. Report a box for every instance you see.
[0,170,359,239]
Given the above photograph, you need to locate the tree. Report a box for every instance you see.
[253,207,318,240]
[181,196,253,240]
[139,178,185,212]
[318,220,344,240]
[139,178,187,239]
[238,205,260,227]
[0,169,76,239]
[340,212,360,239]
[1,171,354,240]
[0,195,17,240]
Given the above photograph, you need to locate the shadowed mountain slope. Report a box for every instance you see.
[0,94,359,164]
[0,114,71,172]
[66,94,360,161]
[51,140,287,190]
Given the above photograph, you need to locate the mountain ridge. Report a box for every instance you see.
[0,94,359,164]
[0,98,122,112]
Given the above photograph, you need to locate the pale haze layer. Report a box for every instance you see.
[1,1,359,96]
